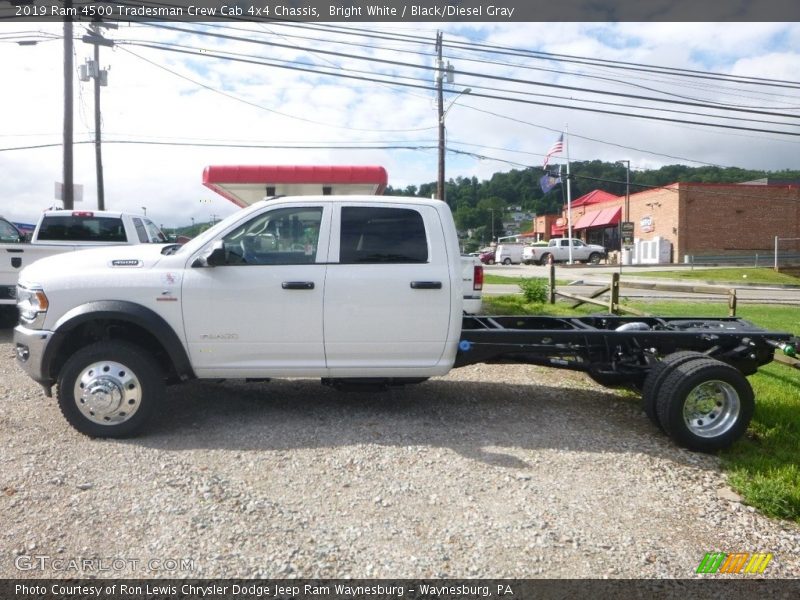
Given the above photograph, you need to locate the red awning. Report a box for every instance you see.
[593,206,622,227]
[573,210,600,230]
[202,165,388,207]
[573,206,621,230]
[550,223,566,236]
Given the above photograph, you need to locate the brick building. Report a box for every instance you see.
[532,182,800,263]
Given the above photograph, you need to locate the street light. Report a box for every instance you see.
[141,206,147,216]
[437,87,471,203]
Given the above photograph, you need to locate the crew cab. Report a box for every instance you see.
[523,238,606,265]
[13,196,797,453]
[1,210,167,309]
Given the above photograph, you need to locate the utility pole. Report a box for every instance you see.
[82,21,115,211]
[436,31,445,202]
[63,3,74,209]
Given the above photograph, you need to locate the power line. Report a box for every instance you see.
[119,35,798,133]
[117,46,435,133]
[119,40,800,139]
[142,22,800,123]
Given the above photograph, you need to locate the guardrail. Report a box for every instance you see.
[684,253,800,268]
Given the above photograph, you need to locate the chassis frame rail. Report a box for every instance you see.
[457,315,797,385]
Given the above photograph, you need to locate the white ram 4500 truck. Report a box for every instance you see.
[13,195,797,453]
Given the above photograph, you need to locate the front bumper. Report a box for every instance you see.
[14,324,55,392]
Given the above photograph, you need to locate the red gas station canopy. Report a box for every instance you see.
[202,165,389,207]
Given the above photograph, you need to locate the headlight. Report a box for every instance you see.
[17,284,49,327]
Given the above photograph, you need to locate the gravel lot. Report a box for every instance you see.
[1,327,798,579]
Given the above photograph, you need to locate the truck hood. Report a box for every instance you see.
[18,244,169,284]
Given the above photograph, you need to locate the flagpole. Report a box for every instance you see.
[565,125,573,264]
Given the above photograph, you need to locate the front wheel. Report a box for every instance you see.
[57,341,164,437]
[588,252,602,264]
[502,258,512,265]
[656,357,754,452]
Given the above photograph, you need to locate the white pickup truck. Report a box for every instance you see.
[13,195,797,452]
[1,209,167,312]
[523,238,606,265]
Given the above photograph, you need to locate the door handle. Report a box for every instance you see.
[281,281,315,290]
[410,281,442,290]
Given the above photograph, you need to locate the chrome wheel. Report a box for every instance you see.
[682,379,740,438]
[74,360,142,425]
[656,357,754,452]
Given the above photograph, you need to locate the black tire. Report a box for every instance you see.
[502,258,512,265]
[57,341,164,438]
[538,253,552,266]
[641,351,707,430]
[587,370,629,388]
[487,259,495,265]
[656,357,754,452]
[588,252,601,265]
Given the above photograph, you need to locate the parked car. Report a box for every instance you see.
[479,249,495,265]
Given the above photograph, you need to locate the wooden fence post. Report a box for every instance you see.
[549,263,556,304]
[609,272,620,315]
[728,288,737,317]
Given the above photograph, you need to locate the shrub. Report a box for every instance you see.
[519,277,548,304]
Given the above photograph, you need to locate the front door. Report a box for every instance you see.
[181,203,330,377]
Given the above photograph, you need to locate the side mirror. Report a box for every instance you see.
[192,240,226,268]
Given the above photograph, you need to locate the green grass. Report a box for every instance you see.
[483,295,800,522]
[484,274,570,286]
[623,267,800,286]
[484,273,526,285]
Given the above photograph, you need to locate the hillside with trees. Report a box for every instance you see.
[385,163,800,250]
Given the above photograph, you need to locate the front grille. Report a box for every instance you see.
[0,285,16,301]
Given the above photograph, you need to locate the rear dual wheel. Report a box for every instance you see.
[647,356,754,452]
[641,351,706,430]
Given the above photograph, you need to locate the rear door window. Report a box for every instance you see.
[339,207,428,264]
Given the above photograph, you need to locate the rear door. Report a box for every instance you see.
[324,203,452,369]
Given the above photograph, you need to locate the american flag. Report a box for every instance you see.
[543,134,564,168]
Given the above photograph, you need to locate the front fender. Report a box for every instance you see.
[43,300,194,383]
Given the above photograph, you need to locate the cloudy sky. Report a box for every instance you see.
[1,19,799,229]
